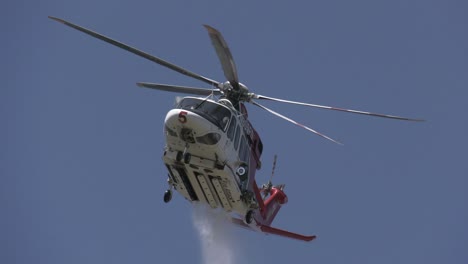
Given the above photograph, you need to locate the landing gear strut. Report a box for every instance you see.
[163,189,172,203]
[183,152,191,164]
[176,148,191,164]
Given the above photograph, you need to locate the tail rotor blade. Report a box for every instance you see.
[137,82,222,96]
[254,94,424,122]
[48,16,221,88]
[204,25,239,90]
[263,154,278,195]
[270,155,277,183]
[251,100,343,145]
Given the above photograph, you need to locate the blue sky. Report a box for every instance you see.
[3,1,467,263]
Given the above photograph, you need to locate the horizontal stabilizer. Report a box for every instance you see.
[231,218,316,242]
[260,224,316,242]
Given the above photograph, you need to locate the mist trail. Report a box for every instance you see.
[192,203,246,264]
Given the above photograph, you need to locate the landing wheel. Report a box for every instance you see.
[244,210,254,224]
[176,151,183,162]
[183,152,191,164]
[237,165,248,181]
[163,190,172,203]
[237,166,246,176]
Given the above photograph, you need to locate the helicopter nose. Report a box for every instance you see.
[165,109,212,132]
[164,109,222,145]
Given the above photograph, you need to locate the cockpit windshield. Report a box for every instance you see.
[178,97,232,130]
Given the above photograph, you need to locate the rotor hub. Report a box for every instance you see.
[221,81,252,103]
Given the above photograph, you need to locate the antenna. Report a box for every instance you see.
[264,155,278,196]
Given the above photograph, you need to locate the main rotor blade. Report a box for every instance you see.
[48,16,221,88]
[254,94,424,122]
[251,100,343,145]
[203,25,239,90]
[137,82,222,96]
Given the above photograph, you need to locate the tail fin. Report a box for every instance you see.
[260,155,285,225]
[263,186,287,226]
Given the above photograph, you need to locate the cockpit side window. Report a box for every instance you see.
[239,135,250,163]
[233,125,240,151]
[227,116,236,140]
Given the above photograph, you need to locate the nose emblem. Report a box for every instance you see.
[178,111,188,123]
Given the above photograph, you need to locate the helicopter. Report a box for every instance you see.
[49,16,423,242]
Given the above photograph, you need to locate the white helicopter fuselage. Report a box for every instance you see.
[162,97,261,217]
[49,16,418,241]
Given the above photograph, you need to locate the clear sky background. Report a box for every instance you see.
[3,1,467,263]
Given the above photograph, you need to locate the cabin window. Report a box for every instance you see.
[233,126,240,151]
[165,125,177,137]
[178,97,232,130]
[196,133,221,145]
[257,139,263,155]
[227,117,236,140]
[239,135,249,162]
